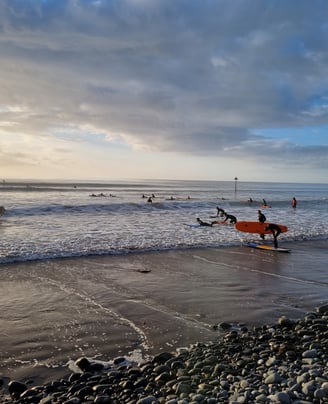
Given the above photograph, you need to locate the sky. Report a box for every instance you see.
[1,0,328,183]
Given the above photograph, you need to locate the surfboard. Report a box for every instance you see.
[235,221,288,234]
[211,220,230,225]
[184,223,201,228]
[246,242,290,253]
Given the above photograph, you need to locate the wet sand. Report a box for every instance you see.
[0,240,327,386]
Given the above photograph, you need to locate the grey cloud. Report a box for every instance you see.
[1,0,328,169]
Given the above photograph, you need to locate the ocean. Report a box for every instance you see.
[0,179,327,264]
[0,179,328,386]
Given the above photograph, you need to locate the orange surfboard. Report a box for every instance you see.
[235,221,288,234]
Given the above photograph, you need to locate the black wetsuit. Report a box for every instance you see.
[265,223,281,248]
[258,211,266,239]
[258,213,266,223]
[223,214,237,224]
[216,207,225,217]
[197,219,212,227]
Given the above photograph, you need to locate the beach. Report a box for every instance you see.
[0,239,327,401]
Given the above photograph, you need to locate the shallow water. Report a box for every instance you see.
[0,239,327,384]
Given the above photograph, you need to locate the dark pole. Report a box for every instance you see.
[234,177,238,197]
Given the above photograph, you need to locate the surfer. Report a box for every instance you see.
[265,223,282,248]
[258,210,266,239]
[258,210,266,223]
[223,212,237,224]
[216,207,225,217]
[211,207,225,218]
[292,197,297,208]
[197,218,213,227]
[262,199,268,207]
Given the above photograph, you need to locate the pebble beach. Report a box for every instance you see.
[1,305,328,403]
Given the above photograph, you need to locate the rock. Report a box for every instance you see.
[278,316,295,328]
[8,380,28,398]
[302,349,317,358]
[268,391,291,403]
[316,304,328,314]
[264,371,283,384]
[219,322,232,330]
[136,395,158,404]
[75,357,91,372]
[152,352,174,364]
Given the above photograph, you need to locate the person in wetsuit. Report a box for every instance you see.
[258,210,266,239]
[292,197,297,208]
[223,212,237,224]
[216,207,225,217]
[197,218,213,227]
[265,223,282,248]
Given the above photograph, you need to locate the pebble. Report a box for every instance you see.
[0,305,328,403]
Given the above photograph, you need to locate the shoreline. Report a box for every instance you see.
[0,239,327,399]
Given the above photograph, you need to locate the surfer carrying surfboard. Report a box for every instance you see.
[265,223,282,248]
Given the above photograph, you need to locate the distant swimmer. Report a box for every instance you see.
[223,212,237,224]
[265,223,282,248]
[90,193,106,197]
[248,197,253,203]
[0,206,5,216]
[197,218,213,227]
[261,198,271,208]
[292,197,297,208]
[147,197,152,203]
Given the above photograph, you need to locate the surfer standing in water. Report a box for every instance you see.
[265,223,282,248]
[292,197,297,208]
[258,210,266,240]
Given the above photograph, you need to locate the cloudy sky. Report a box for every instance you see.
[1,0,328,183]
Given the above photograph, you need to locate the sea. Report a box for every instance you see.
[0,179,327,264]
[1,179,328,385]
